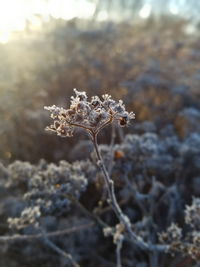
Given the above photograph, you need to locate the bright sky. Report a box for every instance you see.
[0,0,185,43]
[0,0,96,43]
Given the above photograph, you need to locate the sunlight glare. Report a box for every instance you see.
[0,0,96,43]
[0,32,11,44]
[139,3,151,19]
[169,4,179,15]
[0,0,27,43]
[47,0,95,20]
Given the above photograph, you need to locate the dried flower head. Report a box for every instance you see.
[159,223,182,245]
[44,89,135,137]
[8,206,41,230]
[159,223,183,255]
[185,197,200,229]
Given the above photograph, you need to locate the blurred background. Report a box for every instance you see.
[1,0,200,164]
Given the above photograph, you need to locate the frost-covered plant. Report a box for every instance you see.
[6,159,89,267]
[44,89,171,264]
[3,89,200,266]
[7,160,88,229]
[185,197,200,229]
[2,130,200,266]
[8,206,41,230]
[45,89,183,267]
[44,89,142,250]
[159,198,200,261]
[44,88,135,137]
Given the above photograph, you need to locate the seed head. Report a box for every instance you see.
[44,89,135,137]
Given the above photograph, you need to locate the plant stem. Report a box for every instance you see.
[42,231,80,267]
[116,237,123,267]
[92,133,124,220]
[91,133,148,250]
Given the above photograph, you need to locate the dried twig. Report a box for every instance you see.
[42,233,80,267]
[0,222,94,242]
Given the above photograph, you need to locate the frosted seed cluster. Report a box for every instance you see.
[44,89,135,137]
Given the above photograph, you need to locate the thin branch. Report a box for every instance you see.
[66,194,107,228]
[124,174,148,215]
[0,222,94,242]
[67,121,92,131]
[116,237,123,267]
[96,121,117,209]
[42,233,80,267]
[0,200,128,243]
[91,132,169,252]
[94,110,115,134]
[92,132,147,249]
[0,207,168,252]
[108,122,116,175]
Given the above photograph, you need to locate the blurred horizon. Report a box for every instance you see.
[1,0,200,43]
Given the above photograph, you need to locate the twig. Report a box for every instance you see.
[116,237,123,267]
[67,194,107,227]
[91,130,169,252]
[42,233,80,267]
[0,222,94,242]
[124,173,148,215]
[108,122,116,175]
[97,122,116,210]
[91,132,147,250]
[0,201,128,243]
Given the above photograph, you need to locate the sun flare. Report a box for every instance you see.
[0,0,26,43]
[0,0,95,43]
